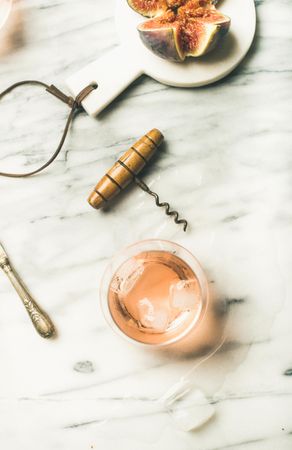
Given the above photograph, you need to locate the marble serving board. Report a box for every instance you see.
[0,1,292,449]
[66,0,256,115]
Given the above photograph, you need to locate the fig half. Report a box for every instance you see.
[129,0,230,62]
[127,0,190,17]
[127,0,168,18]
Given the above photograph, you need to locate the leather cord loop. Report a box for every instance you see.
[0,80,97,178]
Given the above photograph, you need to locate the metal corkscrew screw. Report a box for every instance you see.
[134,177,188,231]
[88,129,188,231]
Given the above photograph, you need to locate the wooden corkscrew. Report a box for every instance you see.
[88,129,188,231]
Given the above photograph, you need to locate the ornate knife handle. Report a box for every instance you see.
[1,259,55,338]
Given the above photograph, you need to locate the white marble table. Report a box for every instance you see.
[0,1,292,449]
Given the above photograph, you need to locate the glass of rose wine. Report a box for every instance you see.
[100,240,209,348]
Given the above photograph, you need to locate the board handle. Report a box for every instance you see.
[66,45,143,116]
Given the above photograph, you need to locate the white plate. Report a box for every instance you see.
[66,0,256,116]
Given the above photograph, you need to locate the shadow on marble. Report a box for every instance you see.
[0,1,25,58]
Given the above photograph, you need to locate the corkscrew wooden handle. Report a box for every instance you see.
[88,128,163,209]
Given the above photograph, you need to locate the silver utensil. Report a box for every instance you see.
[0,242,55,338]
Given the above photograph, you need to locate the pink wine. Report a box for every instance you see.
[108,250,203,345]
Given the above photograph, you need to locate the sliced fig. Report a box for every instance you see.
[133,0,230,62]
[127,0,168,18]
[166,0,188,8]
[127,0,189,18]
[138,11,185,62]
[183,19,230,58]
[179,2,231,57]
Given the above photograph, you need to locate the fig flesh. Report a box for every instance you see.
[128,0,230,62]
[127,0,168,18]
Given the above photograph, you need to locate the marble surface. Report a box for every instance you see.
[0,0,292,449]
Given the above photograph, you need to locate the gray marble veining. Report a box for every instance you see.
[0,0,292,449]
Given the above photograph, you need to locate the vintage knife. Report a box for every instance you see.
[0,242,55,338]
